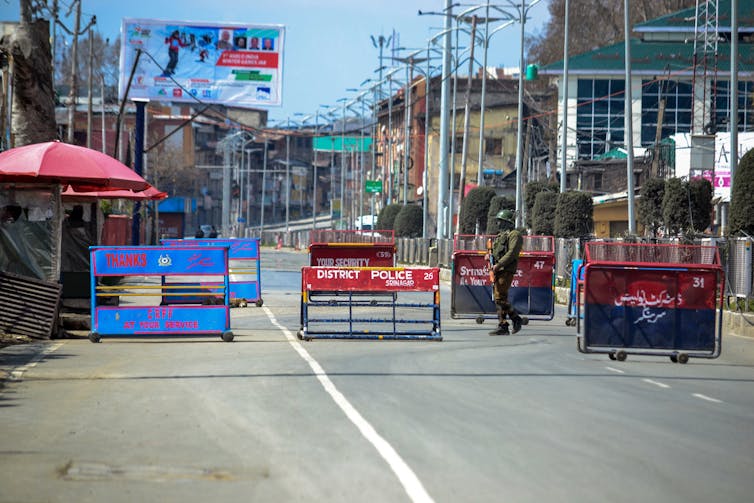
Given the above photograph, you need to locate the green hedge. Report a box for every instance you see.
[730,148,754,236]
[394,205,423,237]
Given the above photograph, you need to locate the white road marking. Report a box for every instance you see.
[605,366,625,374]
[642,378,670,389]
[262,306,434,503]
[693,393,723,404]
[8,342,64,381]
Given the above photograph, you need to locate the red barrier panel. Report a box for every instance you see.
[450,235,555,321]
[578,242,723,363]
[300,267,441,340]
[303,267,439,292]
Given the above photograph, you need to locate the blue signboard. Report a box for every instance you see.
[162,238,259,259]
[91,246,228,276]
[95,306,229,335]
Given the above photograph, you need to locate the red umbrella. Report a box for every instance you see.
[62,184,168,201]
[0,140,149,191]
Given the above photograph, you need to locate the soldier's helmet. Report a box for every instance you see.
[495,209,515,223]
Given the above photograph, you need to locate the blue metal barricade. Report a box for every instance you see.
[160,238,262,307]
[577,242,724,363]
[89,245,233,342]
[565,259,585,327]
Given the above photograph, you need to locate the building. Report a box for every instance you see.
[375,72,552,236]
[540,0,754,237]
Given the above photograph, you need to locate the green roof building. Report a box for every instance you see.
[539,0,754,179]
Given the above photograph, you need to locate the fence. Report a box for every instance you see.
[247,228,754,312]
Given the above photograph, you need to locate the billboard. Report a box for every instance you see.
[119,18,284,108]
[673,132,754,202]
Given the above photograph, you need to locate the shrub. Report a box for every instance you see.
[688,177,712,232]
[459,186,496,234]
[554,191,593,238]
[376,203,402,231]
[485,195,515,235]
[525,180,559,228]
[638,177,665,237]
[662,177,690,236]
[394,205,423,237]
[532,191,558,236]
[729,148,754,236]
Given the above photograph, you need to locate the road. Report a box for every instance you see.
[1,249,754,503]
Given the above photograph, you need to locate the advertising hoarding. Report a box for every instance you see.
[119,18,284,108]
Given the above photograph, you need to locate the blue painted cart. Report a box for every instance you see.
[89,245,233,342]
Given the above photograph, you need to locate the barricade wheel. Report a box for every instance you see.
[677,353,689,364]
[476,316,485,324]
[565,318,575,327]
[669,355,678,363]
[256,299,264,307]
[239,300,248,308]
[608,352,617,360]
[88,332,101,343]
[297,330,303,340]
[615,350,627,362]
[222,331,234,342]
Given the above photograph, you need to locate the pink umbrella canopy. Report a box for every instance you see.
[0,140,149,191]
[62,183,168,201]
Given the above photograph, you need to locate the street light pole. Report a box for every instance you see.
[285,126,291,234]
[560,0,569,194]
[456,15,478,237]
[513,1,526,228]
[261,138,268,233]
[477,1,491,186]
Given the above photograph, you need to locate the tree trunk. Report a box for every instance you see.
[7,18,57,146]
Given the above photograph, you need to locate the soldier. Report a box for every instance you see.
[489,209,528,335]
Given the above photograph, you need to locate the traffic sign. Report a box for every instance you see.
[365,180,383,194]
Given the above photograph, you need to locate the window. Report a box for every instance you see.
[640,80,693,145]
[576,79,625,160]
[713,80,754,132]
[593,173,603,191]
[485,138,502,156]
[449,135,464,153]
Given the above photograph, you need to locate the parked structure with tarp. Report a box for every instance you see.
[577,241,724,363]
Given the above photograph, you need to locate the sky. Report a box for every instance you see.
[1,0,550,124]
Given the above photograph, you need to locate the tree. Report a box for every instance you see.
[729,148,754,236]
[394,205,423,238]
[149,145,196,196]
[554,191,593,238]
[486,195,515,235]
[688,178,712,233]
[638,177,665,237]
[532,191,558,236]
[1,1,57,146]
[377,203,402,231]
[524,180,559,229]
[459,186,496,234]
[527,0,693,67]
[662,177,690,236]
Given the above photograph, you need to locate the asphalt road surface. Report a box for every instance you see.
[1,248,754,503]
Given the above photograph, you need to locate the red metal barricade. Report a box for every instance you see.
[300,267,441,340]
[450,234,556,322]
[577,242,724,363]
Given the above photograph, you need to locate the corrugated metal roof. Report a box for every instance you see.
[539,39,754,76]
[634,0,754,32]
